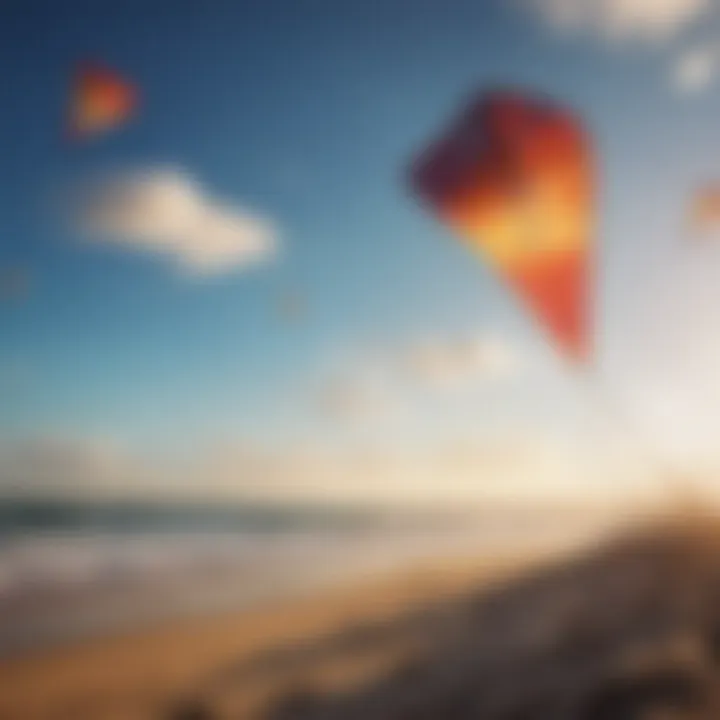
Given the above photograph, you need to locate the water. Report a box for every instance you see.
[0,499,390,537]
[0,499,616,657]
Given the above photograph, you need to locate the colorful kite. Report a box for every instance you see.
[68,62,137,139]
[689,184,720,233]
[410,89,594,361]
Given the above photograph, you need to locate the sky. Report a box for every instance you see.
[4,0,720,504]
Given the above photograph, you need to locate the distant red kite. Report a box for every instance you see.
[690,184,720,234]
[68,62,137,139]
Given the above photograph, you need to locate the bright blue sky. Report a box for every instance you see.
[4,0,720,501]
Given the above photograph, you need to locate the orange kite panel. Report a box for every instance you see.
[411,89,594,361]
[690,184,720,233]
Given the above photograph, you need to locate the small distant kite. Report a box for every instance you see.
[68,62,137,139]
[689,184,720,234]
[410,89,595,362]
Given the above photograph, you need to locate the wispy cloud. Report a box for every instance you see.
[0,433,612,504]
[529,0,713,42]
[315,375,400,422]
[527,1,720,94]
[315,334,520,423]
[0,436,146,499]
[77,168,278,276]
[403,336,518,391]
[672,43,720,91]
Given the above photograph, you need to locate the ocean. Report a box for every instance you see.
[0,499,617,657]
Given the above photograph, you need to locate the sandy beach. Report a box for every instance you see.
[0,499,628,720]
[6,512,720,720]
[0,550,533,720]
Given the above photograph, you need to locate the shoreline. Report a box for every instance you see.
[0,549,541,720]
[0,505,630,718]
[0,507,615,660]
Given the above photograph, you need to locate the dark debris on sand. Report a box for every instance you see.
[257,519,720,720]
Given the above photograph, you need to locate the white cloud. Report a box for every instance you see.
[404,336,518,391]
[0,437,147,498]
[314,335,519,425]
[530,0,713,42]
[672,44,719,91]
[78,168,278,276]
[316,376,398,421]
[0,429,674,505]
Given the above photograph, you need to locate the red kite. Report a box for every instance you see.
[68,62,137,139]
[690,184,720,233]
[410,89,595,362]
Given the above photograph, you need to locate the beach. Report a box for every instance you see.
[0,549,535,720]
[0,501,632,719]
